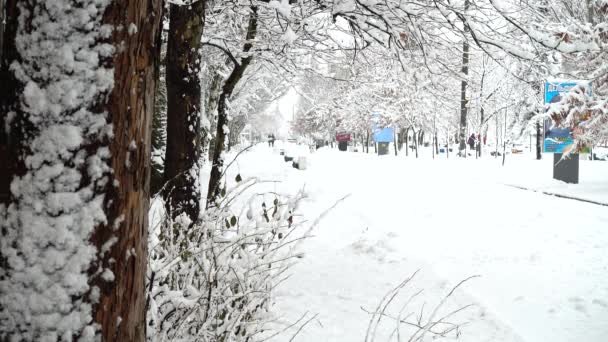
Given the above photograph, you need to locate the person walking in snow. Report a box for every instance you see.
[268,134,275,147]
[467,133,476,151]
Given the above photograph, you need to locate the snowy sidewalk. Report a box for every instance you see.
[228,145,608,342]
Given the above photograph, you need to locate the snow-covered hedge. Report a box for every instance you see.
[146,178,306,341]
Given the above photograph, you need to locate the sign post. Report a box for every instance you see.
[373,128,394,155]
[335,132,351,152]
[544,80,591,184]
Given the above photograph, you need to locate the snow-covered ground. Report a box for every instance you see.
[223,142,608,342]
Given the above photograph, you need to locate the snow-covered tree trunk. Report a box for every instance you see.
[458,0,470,155]
[0,0,18,207]
[0,0,162,340]
[405,130,409,156]
[394,130,398,156]
[207,5,258,207]
[151,30,167,196]
[164,0,206,221]
[536,120,542,160]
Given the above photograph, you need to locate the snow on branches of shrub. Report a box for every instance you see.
[146,177,306,341]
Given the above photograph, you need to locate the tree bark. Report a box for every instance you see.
[0,0,19,207]
[478,65,486,158]
[478,105,484,158]
[393,130,398,156]
[207,5,258,207]
[406,126,418,158]
[446,130,450,158]
[93,1,162,340]
[586,0,595,24]
[405,129,409,156]
[434,118,439,156]
[164,1,206,221]
[536,120,542,160]
[458,0,470,154]
[0,0,162,340]
[414,128,419,158]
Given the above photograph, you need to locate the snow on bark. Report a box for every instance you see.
[0,0,114,340]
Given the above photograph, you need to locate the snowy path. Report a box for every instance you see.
[230,144,608,342]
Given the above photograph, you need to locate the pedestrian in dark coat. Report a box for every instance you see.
[467,133,476,150]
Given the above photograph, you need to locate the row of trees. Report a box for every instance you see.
[292,1,608,158]
[1,0,607,340]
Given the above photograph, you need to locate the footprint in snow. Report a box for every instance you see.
[574,303,587,314]
[592,299,608,309]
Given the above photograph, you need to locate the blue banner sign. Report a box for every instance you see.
[374,127,394,143]
[372,111,394,142]
[544,80,590,153]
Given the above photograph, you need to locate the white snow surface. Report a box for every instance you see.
[221,142,608,342]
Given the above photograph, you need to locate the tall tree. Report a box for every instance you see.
[164,0,206,221]
[0,0,162,340]
[207,5,258,207]
[0,0,19,207]
[458,0,471,155]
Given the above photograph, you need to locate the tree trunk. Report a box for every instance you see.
[458,0,470,154]
[502,110,507,166]
[414,129,419,158]
[495,116,499,158]
[366,130,370,153]
[151,52,168,196]
[0,0,19,208]
[394,130,398,156]
[0,0,5,63]
[407,126,418,158]
[206,71,223,162]
[405,129,409,157]
[164,1,206,221]
[207,5,258,207]
[0,0,162,340]
[586,0,595,24]
[536,120,542,160]
[478,70,485,158]
[446,130,450,158]
[478,106,484,158]
[434,118,439,156]
[434,132,439,155]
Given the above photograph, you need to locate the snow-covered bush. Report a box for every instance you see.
[146,177,306,341]
[364,271,477,342]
